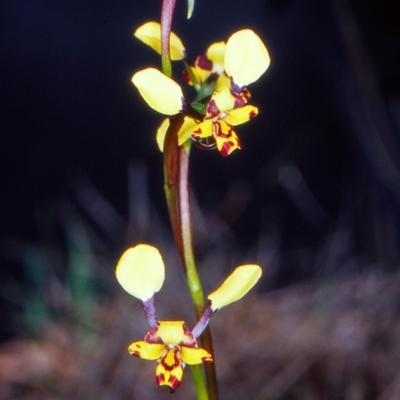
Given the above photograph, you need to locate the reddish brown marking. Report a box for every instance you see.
[206,99,220,118]
[182,69,190,84]
[131,350,141,357]
[156,373,164,386]
[233,92,247,109]
[214,122,233,138]
[196,55,212,71]
[169,375,181,390]
[144,327,163,344]
[249,110,257,119]
[161,349,180,371]
[220,141,234,157]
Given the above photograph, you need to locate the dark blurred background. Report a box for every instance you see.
[1,0,400,340]
[2,1,400,398]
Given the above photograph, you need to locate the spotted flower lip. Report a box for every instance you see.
[116,244,262,390]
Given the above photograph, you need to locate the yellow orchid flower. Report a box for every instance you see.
[115,245,262,390]
[134,21,186,60]
[129,321,212,390]
[191,87,258,156]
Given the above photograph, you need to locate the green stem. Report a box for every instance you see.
[190,365,209,400]
[178,144,219,400]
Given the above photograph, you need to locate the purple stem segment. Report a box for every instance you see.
[160,0,176,77]
[192,304,215,339]
[142,297,158,329]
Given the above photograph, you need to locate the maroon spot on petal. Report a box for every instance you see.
[232,91,248,109]
[220,141,234,157]
[131,350,141,357]
[191,128,202,139]
[161,349,181,371]
[182,69,190,84]
[214,122,233,139]
[249,110,258,119]
[169,375,181,390]
[156,373,165,386]
[196,55,213,71]
[206,99,220,118]
[201,356,213,363]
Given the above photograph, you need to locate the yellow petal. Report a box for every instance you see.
[134,21,185,61]
[156,321,196,346]
[115,244,165,301]
[208,265,262,310]
[180,346,213,365]
[132,68,183,115]
[224,29,270,87]
[206,41,226,74]
[191,119,213,139]
[213,121,241,157]
[156,348,183,389]
[207,87,235,116]
[215,74,231,91]
[156,117,197,151]
[225,105,258,126]
[128,341,164,360]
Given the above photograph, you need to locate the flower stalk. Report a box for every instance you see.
[161,1,217,398]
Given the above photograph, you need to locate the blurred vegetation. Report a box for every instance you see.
[1,0,400,398]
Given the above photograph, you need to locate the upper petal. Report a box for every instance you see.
[224,29,270,88]
[115,244,165,301]
[180,346,213,365]
[208,265,262,310]
[132,68,184,115]
[128,341,164,360]
[134,21,186,60]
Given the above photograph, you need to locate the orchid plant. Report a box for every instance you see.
[115,1,270,399]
